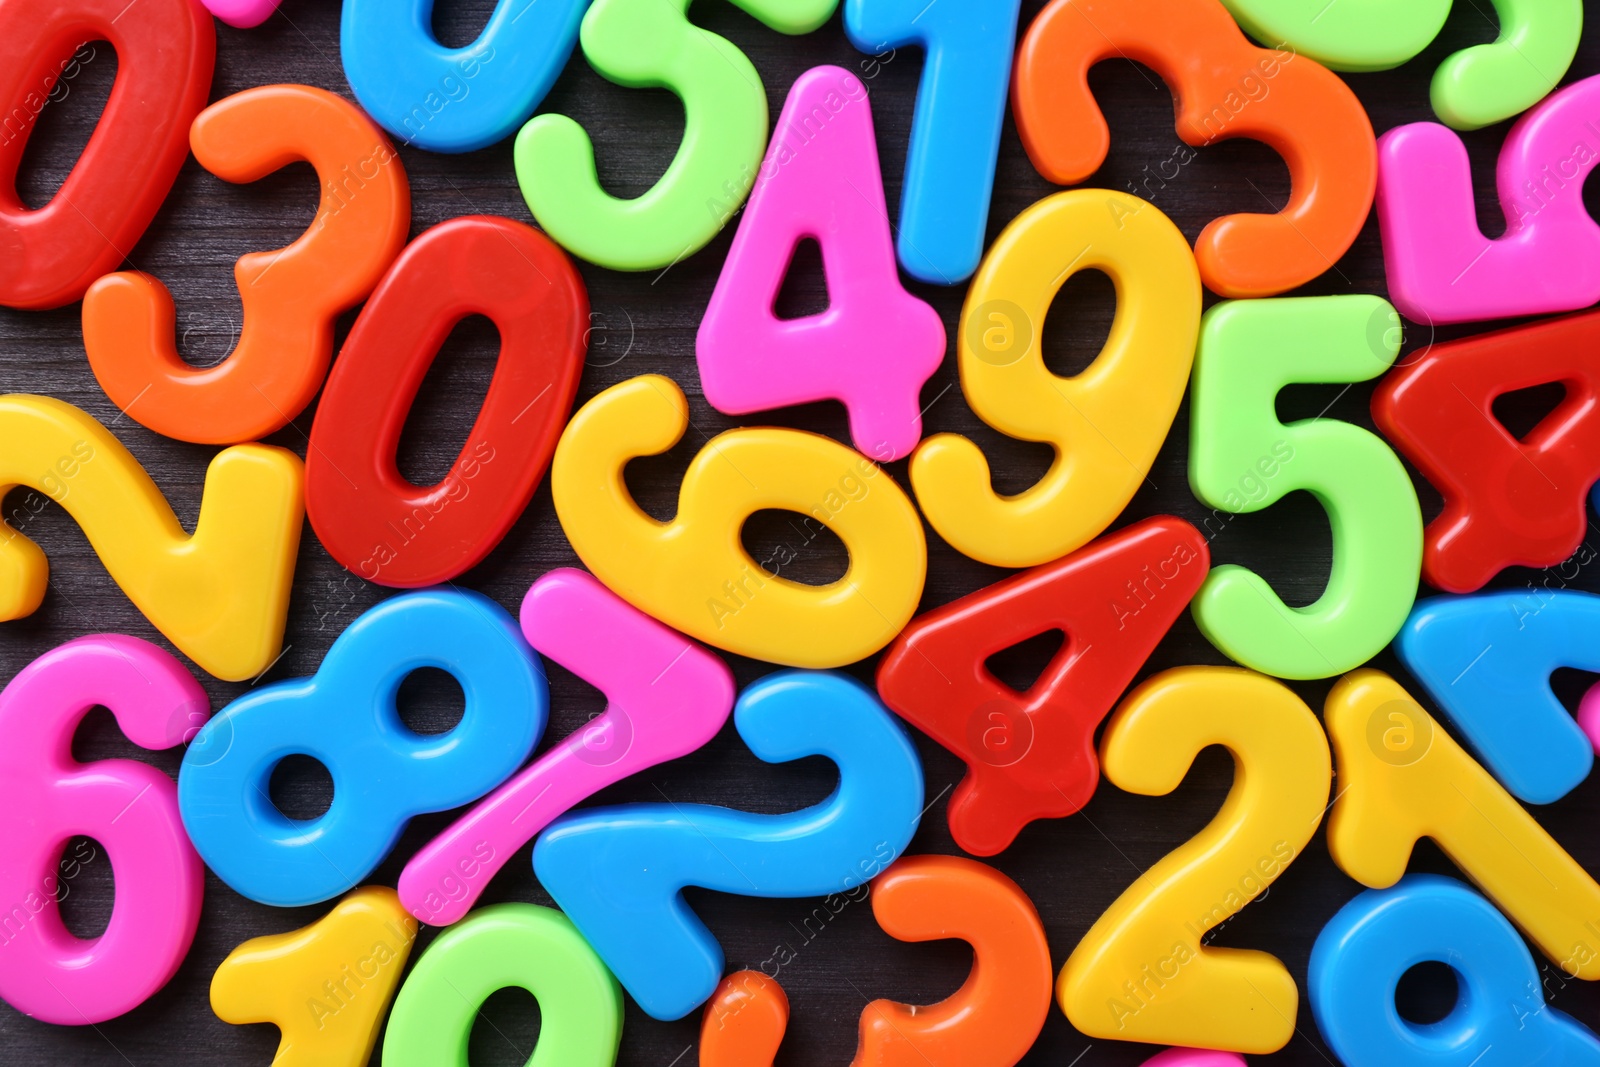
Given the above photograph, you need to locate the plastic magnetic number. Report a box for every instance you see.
[535,671,923,1021]
[383,904,622,1067]
[910,190,1200,569]
[514,0,836,271]
[699,856,1052,1067]
[178,589,549,909]
[0,0,214,311]
[1310,875,1600,1067]
[841,0,1022,285]
[1378,74,1600,327]
[1219,0,1579,130]
[307,217,587,588]
[82,85,410,446]
[1013,0,1376,298]
[211,887,417,1067]
[697,65,944,462]
[1189,296,1422,680]
[342,0,588,153]
[878,516,1209,856]
[552,375,926,668]
[1325,670,1600,980]
[0,395,303,682]
[1396,591,1600,805]
[0,635,207,1024]
[1138,1054,1246,1067]
[1372,312,1600,593]
[399,568,735,926]
[201,0,280,28]
[1057,667,1331,1053]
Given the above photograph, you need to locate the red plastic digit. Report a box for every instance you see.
[1011,0,1375,298]
[1372,311,1600,593]
[876,515,1209,856]
[306,216,588,588]
[0,0,214,310]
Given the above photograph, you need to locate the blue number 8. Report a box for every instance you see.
[178,589,548,908]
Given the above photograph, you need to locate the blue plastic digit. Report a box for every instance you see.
[1396,591,1599,805]
[533,670,924,1021]
[843,0,1022,285]
[1310,874,1600,1066]
[178,589,548,908]
[340,0,589,153]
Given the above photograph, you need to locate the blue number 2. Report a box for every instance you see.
[534,670,924,1021]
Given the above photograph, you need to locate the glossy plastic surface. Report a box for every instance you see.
[841,0,1022,284]
[0,635,207,1024]
[211,886,417,1067]
[83,84,409,445]
[514,0,836,271]
[1219,0,1579,129]
[1189,297,1422,679]
[1324,669,1600,979]
[178,589,549,908]
[307,216,587,587]
[697,65,944,462]
[0,395,303,682]
[877,516,1209,856]
[202,0,282,27]
[552,375,926,668]
[399,568,735,925]
[0,0,214,310]
[1013,0,1375,298]
[1377,74,1600,325]
[383,904,623,1067]
[1310,875,1600,1066]
[1058,667,1330,1052]
[342,0,587,152]
[1373,311,1600,592]
[909,190,1199,568]
[699,855,1051,1067]
[534,671,923,1021]
[1397,591,1599,804]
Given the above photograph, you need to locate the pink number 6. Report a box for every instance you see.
[0,635,208,1024]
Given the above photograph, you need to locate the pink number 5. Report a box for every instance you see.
[0,635,208,1024]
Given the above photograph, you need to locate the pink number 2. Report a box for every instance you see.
[399,568,735,926]
[0,635,209,1024]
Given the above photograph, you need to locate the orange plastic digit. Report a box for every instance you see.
[1012,0,1376,298]
[699,855,1052,1067]
[0,0,214,310]
[83,84,410,446]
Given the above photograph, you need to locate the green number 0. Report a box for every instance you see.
[1188,295,1422,680]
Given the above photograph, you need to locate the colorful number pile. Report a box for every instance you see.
[1,0,1598,1064]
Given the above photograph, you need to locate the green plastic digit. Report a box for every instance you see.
[514,0,837,271]
[382,904,623,1067]
[1218,0,1580,130]
[1188,296,1422,681]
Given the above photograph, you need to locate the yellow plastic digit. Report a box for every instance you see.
[1326,669,1600,979]
[1057,666,1331,1053]
[0,395,302,682]
[211,887,418,1067]
[551,375,926,668]
[909,189,1200,568]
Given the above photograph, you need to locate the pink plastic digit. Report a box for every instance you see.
[1141,1052,1246,1067]
[696,65,946,463]
[0,635,209,1024]
[1377,72,1600,325]
[202,0,280,28]
[398,568,735,926]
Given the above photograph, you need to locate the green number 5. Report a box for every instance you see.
[1188,296,1421,680]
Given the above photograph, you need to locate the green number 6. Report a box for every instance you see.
[1188,296,1422,680]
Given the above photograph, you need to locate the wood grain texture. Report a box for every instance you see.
[2,0,1599,1063]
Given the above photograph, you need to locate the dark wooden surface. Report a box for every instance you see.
[3,1,1600,1063]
